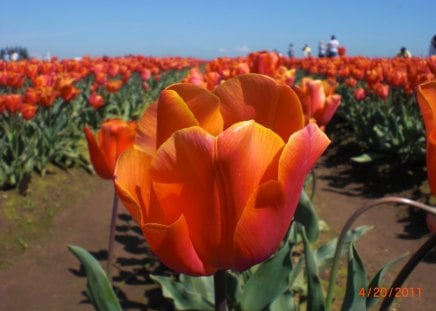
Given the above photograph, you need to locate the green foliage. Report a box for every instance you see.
[337,85,425,165]
[68,245,122,311]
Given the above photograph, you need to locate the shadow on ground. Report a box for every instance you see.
[68,213,175,311]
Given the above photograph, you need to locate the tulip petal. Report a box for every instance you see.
[143,215,216,276]
[314,94,342,128]
[213,74,304,141]
[84,127,112,179]
[156,89,199,147]
[279,124,330,218]
[114,148,163,226]
[167,83,223,135]
[233,180,287,271]
[417,81,436,133]
[136,102,157,154]
[427,130,436,195]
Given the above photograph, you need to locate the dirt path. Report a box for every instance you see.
[0,140,435,310]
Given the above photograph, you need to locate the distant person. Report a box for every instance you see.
[302,44,312,58]
[288,43,295,57]
[318,41,326,57]
[397,47,412,58]
[430,35,436,56]
[327,35,340,57]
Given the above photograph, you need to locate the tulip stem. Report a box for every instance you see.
[214,270,227,311]
[106,192,119,282]
[325,196,436,311]
[380,233,436,311]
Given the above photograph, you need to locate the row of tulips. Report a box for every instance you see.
[74,68,436,310]
[0,55,204,190]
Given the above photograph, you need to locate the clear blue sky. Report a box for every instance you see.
[0,0,434,60]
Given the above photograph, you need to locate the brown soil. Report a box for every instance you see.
[0,121,435,311]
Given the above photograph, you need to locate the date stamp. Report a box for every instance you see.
[359,287,422,298]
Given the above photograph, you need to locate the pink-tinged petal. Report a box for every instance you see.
[233,180,287,271]
[279,124,330,219]
[84,127,112,179]
[156,89,199,148]
[426,130,436,195]
[136,102,157,154]
[114,148,163,226]
[417,81,436,133]
[167,83,223,135]
[314,94,341,128]
[213,74,305,141]
[143,215,216,276]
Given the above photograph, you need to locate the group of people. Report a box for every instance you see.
[288,34,436,59]
[288,35,342,58]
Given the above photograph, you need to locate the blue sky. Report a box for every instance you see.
[0,0,434,59]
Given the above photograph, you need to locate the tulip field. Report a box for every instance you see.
[1,52,436,310]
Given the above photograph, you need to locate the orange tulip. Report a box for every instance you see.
[114,74,330,275]
[417,81,436,193]
[88,92,105,109]
[293,78,341,131]
[84,119,137,179]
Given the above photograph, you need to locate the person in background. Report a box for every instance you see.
[327,35,340,57]
[287,43,295,57]
[397,47,412,58]
[318,41,326,57]
[429,35,436,56]
[302,44,312,58]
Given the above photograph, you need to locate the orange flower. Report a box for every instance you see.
[114,74,330,275]
[20,103,38,120]
[105,79,123,93]
[88,92,104,109]
[417,81,436,195]
[293,78,341,130]
[84,119,137,179]
[5,94,22,113]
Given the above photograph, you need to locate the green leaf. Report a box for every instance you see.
[179,274,214,302]
[238,242,293,311]
[301,227,326,311]
[150,275,214,310]
[366,253,408,309]
[68,245,122,311]
[294,190,319,242]
[268,291,298,311]
[341,243,367,311]
[315,225,373,271]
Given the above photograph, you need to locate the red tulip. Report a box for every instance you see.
[354,88,366,101]
[106,79,123,93]
[88,93,105,109]
[114,74,330,275]
[5,94,22,113]
[84,119,137,179]
[20,103,38,120]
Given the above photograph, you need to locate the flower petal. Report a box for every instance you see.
[156,89,199,147]
[114,148,163,226]
[143,215,216,276]
[417,81,436,133]
[167,83,223,135]
[84,127,112,179]
[136,102,157,154]
[279,123,330,218]
[427,130,436,195]
[213,74,305,140]
[233,180,286,271]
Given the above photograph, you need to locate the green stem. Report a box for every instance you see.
[379,233,436,311]
[325,196,436,311]
[106,192,119,281]
[214,270,227,311]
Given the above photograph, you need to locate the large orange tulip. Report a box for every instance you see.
[417,81,436,232]
[114,74,330,276]
[84,119,137,179]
